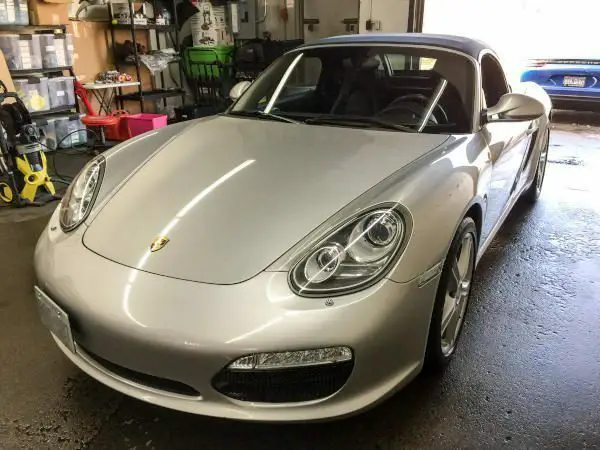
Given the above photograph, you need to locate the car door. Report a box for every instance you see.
[479,54,534,244]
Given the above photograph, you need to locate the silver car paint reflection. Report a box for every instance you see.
[34,37,552,421]
[82,117,450,285]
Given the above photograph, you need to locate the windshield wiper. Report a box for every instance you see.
[228,110,300,124]
[304,115,416,133]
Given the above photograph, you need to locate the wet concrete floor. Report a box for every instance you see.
[1,116,599,449]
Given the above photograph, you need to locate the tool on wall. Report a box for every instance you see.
[0,81,58,207]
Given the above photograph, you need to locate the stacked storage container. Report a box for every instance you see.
[0,35,43,70]
[39,34,58,68]
[47,76,76,109]
[40,34,74,68]
[33,118,58,151]
[0,35,20,70]
[16,34,42,70]
[55,115,87,148]
[0,0,29,25]
[54,34,74,67]
[14,77,51,112]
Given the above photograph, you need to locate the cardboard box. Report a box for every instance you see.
[28,0,69,24]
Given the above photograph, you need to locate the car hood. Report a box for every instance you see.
[84,116,449,284]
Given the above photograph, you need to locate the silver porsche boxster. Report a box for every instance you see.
[34,34,552,421]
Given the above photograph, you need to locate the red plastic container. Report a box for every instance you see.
[81,115,120,140]
[126,113,168,137]
[82,111,132,142]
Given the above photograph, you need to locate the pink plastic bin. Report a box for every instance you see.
[126,113,168,137]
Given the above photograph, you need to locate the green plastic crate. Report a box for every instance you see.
[184,45,234,79]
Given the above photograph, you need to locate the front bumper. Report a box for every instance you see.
[34,212,440,421]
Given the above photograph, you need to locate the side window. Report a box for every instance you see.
[386,54,407,72]
[480,54,509,109]
[385,54,437,74]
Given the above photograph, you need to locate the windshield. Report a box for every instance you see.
[230,45,475,133]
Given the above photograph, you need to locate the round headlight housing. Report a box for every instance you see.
[59,156,105,232]
[303,243,345,283]
[290,206,407,297]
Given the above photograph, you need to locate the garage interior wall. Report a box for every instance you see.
[258,0,414,41]
[69,21,152,113]
[69,0,418,112]
[359,0,412,33]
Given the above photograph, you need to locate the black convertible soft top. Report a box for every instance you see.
[299,33,490,60]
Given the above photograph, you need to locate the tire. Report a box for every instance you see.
[523,128,550,203]
[424,216,477,371]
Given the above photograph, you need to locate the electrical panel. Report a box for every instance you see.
[230,0,257,40]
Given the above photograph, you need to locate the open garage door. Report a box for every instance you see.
[424,0,600,83]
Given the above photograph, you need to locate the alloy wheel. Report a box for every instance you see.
[440,232,475,357]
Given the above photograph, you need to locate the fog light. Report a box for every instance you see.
[228,347,353,370]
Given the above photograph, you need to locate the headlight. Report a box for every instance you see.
[59,156,105,232]
[290,205,408,297]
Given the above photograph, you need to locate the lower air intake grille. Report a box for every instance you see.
[212,360,354,403]
[78,345,200,398]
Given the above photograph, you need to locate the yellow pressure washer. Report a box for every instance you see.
[0,81,58,207]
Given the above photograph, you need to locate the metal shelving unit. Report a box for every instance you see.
[108,0,186,113]
[0,24,68,31]
[30,104,76,118]
[0,24,79,119]
[10,65,72,76]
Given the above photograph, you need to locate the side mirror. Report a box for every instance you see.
[485,93,546,123]
[229,81,252,101]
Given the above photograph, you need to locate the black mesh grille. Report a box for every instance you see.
[78,345,200,398]
[212,360,354,403]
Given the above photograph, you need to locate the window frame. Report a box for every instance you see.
[479,52,510,110]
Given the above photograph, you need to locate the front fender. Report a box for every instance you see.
[385,133,488,283]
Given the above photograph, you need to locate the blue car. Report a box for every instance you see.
[521,59,600,111]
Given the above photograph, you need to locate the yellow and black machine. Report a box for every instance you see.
[0,80,58,207]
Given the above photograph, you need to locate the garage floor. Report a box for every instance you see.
[1,115,600,449]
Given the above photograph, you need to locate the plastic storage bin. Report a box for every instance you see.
[0,35,19,69]
[126,113,168,137]
[55,115,87,148]
[48,76,76,109]
[16,0,28,24]
[54,34,74,66]
[17,34,42,70]
[39,34,58,68]
[34,118,57,151]
[0,0,28,25]
[14,77,50,112]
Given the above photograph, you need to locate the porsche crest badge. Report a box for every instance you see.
[150,236,170,252]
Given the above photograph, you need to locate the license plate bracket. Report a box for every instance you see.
[563,76,586,88]
[34,287,75,353]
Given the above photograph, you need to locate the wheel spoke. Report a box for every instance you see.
[441,296,458,335]
[457,235,473,279]
[450,259,461,292]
